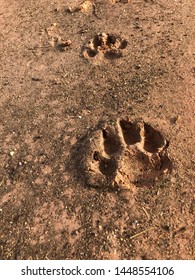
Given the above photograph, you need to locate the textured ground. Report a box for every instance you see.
[0,0,194,259]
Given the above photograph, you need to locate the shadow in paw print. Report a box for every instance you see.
[119,120,141,145]
[143,123,165,153]
[102,126,121,155]
[87,49,98,57]
[93,151,118,178]
[119,39,128,49]
[91,126,121,184]
[107,34,117,45]
[93,34,104,48]
[104,51,123,59]
[56,40,72,52]
[159,152,173,172]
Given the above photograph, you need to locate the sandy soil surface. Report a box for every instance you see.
[0,0,194,260]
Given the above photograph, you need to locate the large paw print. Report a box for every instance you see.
[82,33,128,64]
[84,119,172,190]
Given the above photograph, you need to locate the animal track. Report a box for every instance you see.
[46,23,72,51]
[84,119,172,190]
[83,33,128,64]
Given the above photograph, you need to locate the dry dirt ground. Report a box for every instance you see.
[0,0,194,260]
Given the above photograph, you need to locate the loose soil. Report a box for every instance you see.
[0,0,194,260]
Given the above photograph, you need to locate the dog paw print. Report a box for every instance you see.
[84,119,172,190]
[45,23,72,51]
[82,33,128,64]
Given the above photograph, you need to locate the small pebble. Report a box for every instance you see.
[10,151,15,157]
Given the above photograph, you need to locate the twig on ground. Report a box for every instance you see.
[0,177,4,187]
[130,226,155,240]
[142,207,150,220]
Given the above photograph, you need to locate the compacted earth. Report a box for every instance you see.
[0,0,194,260]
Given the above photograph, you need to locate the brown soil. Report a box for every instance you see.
[0,0,194,260]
